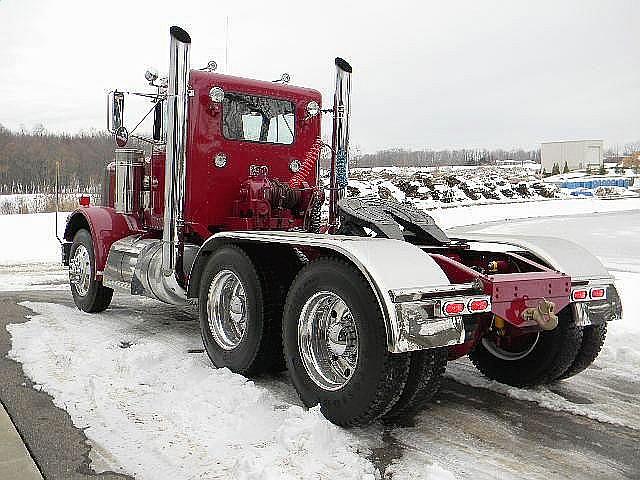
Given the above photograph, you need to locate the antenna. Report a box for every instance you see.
[225,16,230,73]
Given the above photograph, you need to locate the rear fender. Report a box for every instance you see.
[451,233,612,282]
[188,231,454,353]
[63,207,143,278]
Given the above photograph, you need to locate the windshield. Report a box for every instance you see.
[222,92,295,145]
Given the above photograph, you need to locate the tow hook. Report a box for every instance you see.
[522,299,558,331]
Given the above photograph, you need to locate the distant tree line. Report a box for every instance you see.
[0,124,114,194]
[0,124,148,195]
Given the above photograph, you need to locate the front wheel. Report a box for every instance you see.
[282,257,410,427]
[69,229,113,313]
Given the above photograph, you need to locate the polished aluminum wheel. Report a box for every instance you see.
[298,291,359,391]
[207,270,247,350]
[482,332,540,361]
[69,244,91,297]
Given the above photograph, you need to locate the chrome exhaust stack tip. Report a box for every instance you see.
[169,25,191,44]
[329,57,352,227]
[334,57,352,74]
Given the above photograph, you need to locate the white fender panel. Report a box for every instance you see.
[454,233,613,283]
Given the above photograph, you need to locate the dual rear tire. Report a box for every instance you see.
[470,310,606,387]
[198,245,285,375]
[200,252,446,426]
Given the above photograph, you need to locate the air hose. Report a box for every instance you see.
[289,137,323,188]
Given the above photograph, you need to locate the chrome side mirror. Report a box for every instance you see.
[107,90,125,133]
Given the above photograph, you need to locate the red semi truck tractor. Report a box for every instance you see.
[62,27,621,427]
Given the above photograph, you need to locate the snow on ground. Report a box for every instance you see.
[7,301,380,480]
[0,264,68,292]
[0,212,66,265]
[429,196,640,230]
[0,192,99,214]
[385,454,456,480]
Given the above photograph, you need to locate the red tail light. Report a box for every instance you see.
[572,289,588,301]
[79,195,90,207]
[468,299,489,312]
[443,301,465,316]
[590,287,605,299]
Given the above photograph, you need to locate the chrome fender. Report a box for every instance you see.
[189,231,453,353]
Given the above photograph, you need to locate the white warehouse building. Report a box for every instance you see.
[541,140,603,173]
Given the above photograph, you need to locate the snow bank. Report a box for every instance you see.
[0,212,66,265]
[434,197,640,230]
[0,264,68,291]
[0,193,100,215]
[8,302,379,480]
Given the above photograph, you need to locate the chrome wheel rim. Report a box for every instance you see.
[207,270,247,350]
[298,291,359,391]
[69,244,91,297]
[482,332,540,361]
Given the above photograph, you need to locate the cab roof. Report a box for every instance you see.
[190,70,322,104]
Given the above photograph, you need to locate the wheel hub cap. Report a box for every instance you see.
[207,270,247,350]
[298,291,359,391]
[69,244,91,297]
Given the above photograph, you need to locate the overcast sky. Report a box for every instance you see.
[0,0,638,153]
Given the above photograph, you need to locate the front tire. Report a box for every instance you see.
[69,229,113,313]
[470,308,583,387]
[282,257,410,427]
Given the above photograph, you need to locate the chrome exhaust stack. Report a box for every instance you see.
[163,26,191,278]
[328,57,352,227]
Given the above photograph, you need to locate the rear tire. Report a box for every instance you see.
[470,308,582,387]
[383,348,447,424]
[282,257,410,427]
[557,323,607,380]
[69,229,113,313]
[199,245,279,375]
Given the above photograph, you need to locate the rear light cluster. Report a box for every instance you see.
[441,297,491,317]
[443,302,465,315]
[571,286,607,302]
